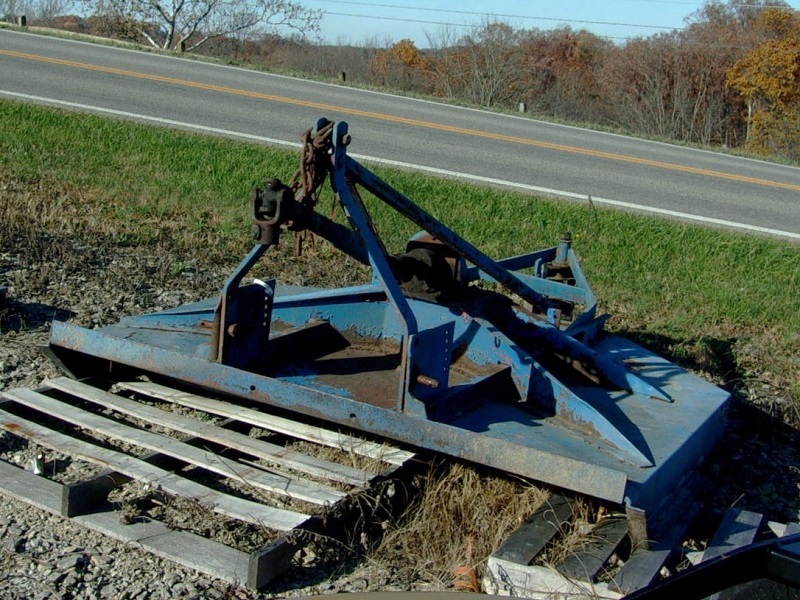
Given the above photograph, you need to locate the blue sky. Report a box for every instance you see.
[302,0,800,46]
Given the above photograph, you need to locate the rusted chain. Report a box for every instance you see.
[288,120,336,255]
[290,120,335,210]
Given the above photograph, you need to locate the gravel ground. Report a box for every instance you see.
[1,188,799,599]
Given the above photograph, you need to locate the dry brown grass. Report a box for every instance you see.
[531,500,623,571]
[367,460,549,590]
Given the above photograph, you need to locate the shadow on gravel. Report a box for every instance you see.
[622,330,800,528]
[703,403,800,526]
[0,299,75,332]
[261,558,366,596]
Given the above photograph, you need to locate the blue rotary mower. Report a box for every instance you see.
[48,119,730,540]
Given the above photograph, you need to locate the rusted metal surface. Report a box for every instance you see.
[50,319,730,508]
[48,119,731,537]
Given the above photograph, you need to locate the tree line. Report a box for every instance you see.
[361,1,799,162]
[5,0,800,162]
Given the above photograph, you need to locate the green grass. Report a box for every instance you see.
[2,98,798,399]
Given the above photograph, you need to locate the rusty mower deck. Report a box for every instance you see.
[48,119,729,541]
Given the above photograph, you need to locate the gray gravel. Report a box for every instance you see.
[0,498,244,600]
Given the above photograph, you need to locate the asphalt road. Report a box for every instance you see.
[2,28,800,240]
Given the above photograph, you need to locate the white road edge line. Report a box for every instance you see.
[3,89,798,242]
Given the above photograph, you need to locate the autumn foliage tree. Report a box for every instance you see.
[369,39,432,91]
[519,27,611,122]
[600,32,732,144]
[0,0,72,23]
[418,21,524,107]
[727,38,800,158]
[456,22,524,107]
[40,0,800,163]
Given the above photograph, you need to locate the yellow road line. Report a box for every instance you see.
[3,49,800,192]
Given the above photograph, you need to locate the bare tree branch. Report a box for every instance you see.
[81,0,321,52]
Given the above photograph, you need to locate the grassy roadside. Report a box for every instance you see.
[1,98,798,410]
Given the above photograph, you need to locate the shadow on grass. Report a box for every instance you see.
[621,331,740,387]
[621,329,800,528]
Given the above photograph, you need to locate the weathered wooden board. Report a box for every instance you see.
[493,493,573,565]
[0,378,418,591]
[50,377,370,486]
[4,386,344,505]
[119,380,414,465]
[0,459,269,586]
[558,517,629,582]
[703,508,763,561]
[0,402,307,530]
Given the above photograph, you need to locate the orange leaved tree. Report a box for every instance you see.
[727,38,800,159]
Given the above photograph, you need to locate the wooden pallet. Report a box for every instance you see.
[484,497,800,599]
[484,493,628,599]
[0,377,416,589]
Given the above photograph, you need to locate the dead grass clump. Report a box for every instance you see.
[367,460,549,590]
[0,174,94,241]
[533,499,607,568]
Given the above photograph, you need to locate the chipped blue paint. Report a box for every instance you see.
[47,120,730,537]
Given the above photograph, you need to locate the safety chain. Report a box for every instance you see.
[290,119,335,210]
[288,120,336,255]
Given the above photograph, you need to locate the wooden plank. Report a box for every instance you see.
[74,509,252,585]
[485,556,624,599]
[62,472,131,518]
[493,493,573,565]
[50,377,370,487]
[4,387,344,506]
[0,458,296,589]
[784,523,800,536]
[609,504,697,594]
[769,522,787,537]
[119,380,414,465]
[770,521,800,537]
[703,508,763,561]
[61,417,239,517]
[0,399,143,519]
[0,458,63,514]
[610,543,674,594]
[248,537,299,590]
[558,517,629,582]
[0,405,308,530]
